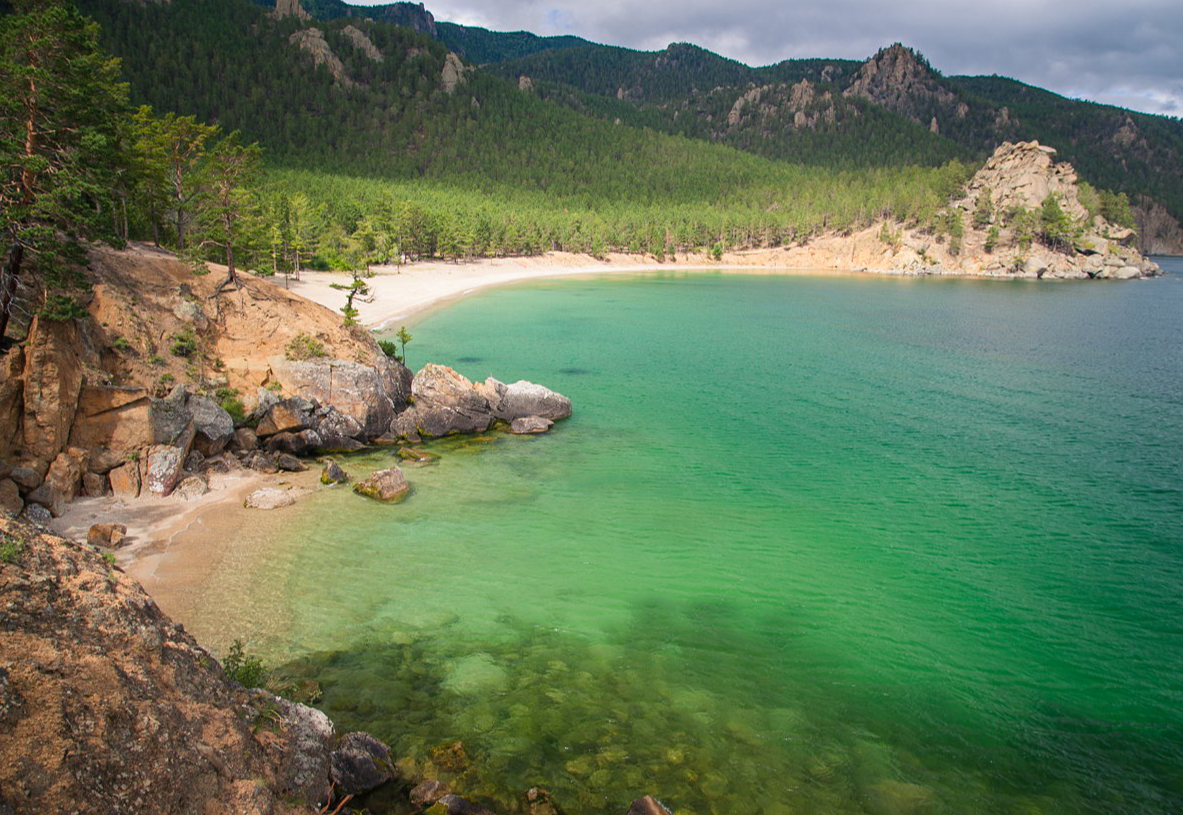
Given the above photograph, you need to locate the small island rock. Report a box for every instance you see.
[320,459,349,485]
[353,468,410,503]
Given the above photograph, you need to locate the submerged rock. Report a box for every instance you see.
[626,796,672,815]
[509,416,553,435]
[353,467,410,503]
[411,779,453,808]
[320,459,349,485]
[244,488,296,510]
[429,794,498,815]
[397,446,440,464]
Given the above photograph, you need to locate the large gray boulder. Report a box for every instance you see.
[399,364,494,438]
[273,697,334,807]
[145,445,186,497]
[353,467,410,503]
[329,732,394,796]
[256,397,315,438]
[313,407,366,452]
[497,381,572,422]
[275,357,411,440]
[187,395,235,456]
[149,385,195,451]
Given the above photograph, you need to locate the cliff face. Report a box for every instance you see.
[843,43,964,129]
[1133,197,1183,255]
[0,516,336,813]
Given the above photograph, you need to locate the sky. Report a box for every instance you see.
[375,0,1183,117]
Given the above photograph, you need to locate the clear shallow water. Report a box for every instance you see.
[196,262,1183,814]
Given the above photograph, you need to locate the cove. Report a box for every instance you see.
[185,264,1183,814]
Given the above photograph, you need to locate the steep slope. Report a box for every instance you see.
[0,514,340,813]
[436,21,592,64]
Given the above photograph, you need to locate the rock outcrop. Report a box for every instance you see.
[1133,197,1183,256]
[392,365,571,440]
[273,0,310,20]
[342,24,383,62]
[289,28,353,87]
[441,52,468,94]
[0,517,336,813]
[844,43,961,128]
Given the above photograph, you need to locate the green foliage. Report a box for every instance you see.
[378,339,399,358]
[1099,189,1136,230]
[1039,194,1078,251]
[985,225,1000,253]
[711,242,724,261]
[170,327,197,357]
[1007,206,1039,251]
[285,332,326,361]
[330,272,372,326]
[223,639,269,689]
[877,222,902,251]
[39,294,89,322]
[111,334,132,351]
[0,535,25,565]
[215,386,246,423]
[972,188,994,229]
[395,326,412,366]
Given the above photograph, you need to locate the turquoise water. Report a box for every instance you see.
[198,262,1183,814]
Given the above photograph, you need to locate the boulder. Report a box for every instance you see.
[626,797,672,815]
[145,445,186,497]
[496,381,572,422]
[21,502,52,527]
[353,468,410,503]
[256,397,314,438]
[250,386,281,422]
[0,479,22,516]
[320,460,349,485]
[274,697,334,807]
[184,450,205,472]
[245,452,280,474]
[108,461,142,499]
[411,780,452,809]
[149,385,195,451]
[314,407,366,451]
[87,523,127,548]
[9,465,43,492]
[244,488,296,510]
[68,386,153,452]
[88,447,127,475]
[404,365,495,438]
[275,453,307,473]
[1114,265,1142,280]
[26,448,88,516]
[276,357,411,439]
[187,395,235,456]
[509,416,554,435]
[231,427,259,452]
[329,731,394,796]
[474,377,507,412]
[266,429,322,457]
[526,787,561,815]
[21,317,88,462]
[174,475,209,501]
[82,472,109,497]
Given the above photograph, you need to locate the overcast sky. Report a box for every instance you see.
[377,0,1183,116]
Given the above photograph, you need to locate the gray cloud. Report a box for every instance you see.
[386,0,1183,116]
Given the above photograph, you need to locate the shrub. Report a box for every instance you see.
[0,535,24,565]
[215,386,246,424]
[985,225,1000,253]
[711,242,724,262]
[40,294,88,322]
[170,327,197,357]
[111,335,132,352]
[378,339,399,358]
[285,333,326,361]
[222,639,268,689]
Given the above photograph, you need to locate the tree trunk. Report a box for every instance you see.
[149,199,160,246]
[174,163,185,251]
[0,243,25,343]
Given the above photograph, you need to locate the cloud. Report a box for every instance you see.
[393,0,1183,116]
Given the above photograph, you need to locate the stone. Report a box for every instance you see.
[474,377,507,412]
[404,365,495,438]
[230,427,258,452]
[174,475,209,501]
[314,407,367,452]
[430,740,470,773]
[149,385,195,451]
[244,488,296,510]
[353,468,410,503]
[88,447,127,475]
[265,429,321,457]
[275,698,334,807]
[509,416,554,435]
[429,794,497,815]
[184,450,205,472]
[68,386,152,452]
[275,453,307,473]
[329,732,394,796]
[0,479,22,516]
[410,780,452,809]
[87,523,127,548]
[21,503,52,527]
[626,797,672,815]
[320,460,349,485]
[9,466,42,492]
[82,472,109,497]
[187,395,235,456]
[497,381,572,422]
[246,452,280,474]
[250,387,280,422]
[25,449,87,517]
[276,357,411,439]
[1114,265,1142,280]
[396,447,439,464]
[256,398,314,438]
[145,445,186,497]
[108,461,142,499]
[21,317,88,462]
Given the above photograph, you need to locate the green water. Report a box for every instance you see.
[197,264,1183,814]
